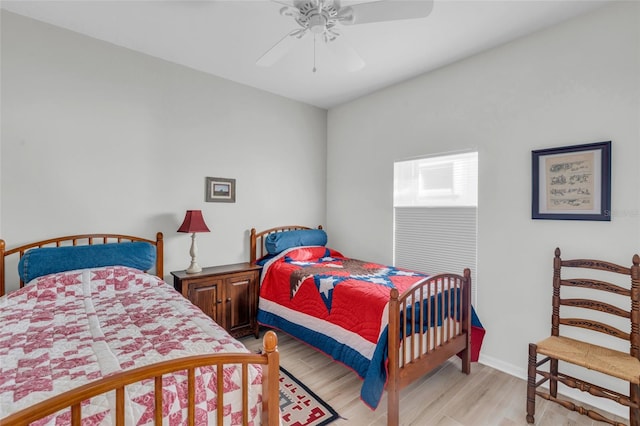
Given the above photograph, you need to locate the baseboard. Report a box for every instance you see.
[477,353,628,419]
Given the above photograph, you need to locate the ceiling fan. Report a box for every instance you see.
[256,0,434,72]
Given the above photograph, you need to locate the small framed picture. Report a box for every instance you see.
[532,141,611,221]
[205,177,236,203]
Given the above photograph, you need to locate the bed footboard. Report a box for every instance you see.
[387,269,472,426]
[0,331,280,426]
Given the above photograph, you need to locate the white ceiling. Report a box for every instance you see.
[1,0,613,109]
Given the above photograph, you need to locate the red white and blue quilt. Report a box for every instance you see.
[257,246,482,409]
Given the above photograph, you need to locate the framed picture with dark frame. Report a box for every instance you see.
[205,177,236,203]
[532,141,611,221]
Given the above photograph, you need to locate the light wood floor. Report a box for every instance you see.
[240,331,629,426]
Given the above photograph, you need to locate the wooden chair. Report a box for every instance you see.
[526,248,640,426]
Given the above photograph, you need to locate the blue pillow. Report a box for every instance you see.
[265,229,327,255]
[18,242,156,283]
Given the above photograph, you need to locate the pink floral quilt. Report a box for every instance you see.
[0,266,263,425]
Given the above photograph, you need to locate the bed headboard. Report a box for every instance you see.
[249,225,322,265]
[0,232,164,296]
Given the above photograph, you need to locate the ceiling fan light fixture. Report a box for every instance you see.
[309,13,327,33]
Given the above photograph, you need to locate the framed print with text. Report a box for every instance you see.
[532,141,611,221]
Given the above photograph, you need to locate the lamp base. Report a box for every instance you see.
[185,262,202,274]
[185,232,202,274]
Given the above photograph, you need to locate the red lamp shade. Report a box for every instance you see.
[177,210,210,233]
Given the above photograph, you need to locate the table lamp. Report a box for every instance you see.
[177,210,210,274]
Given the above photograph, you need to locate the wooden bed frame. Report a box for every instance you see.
[0,233,281,426]
[250,225,472,426]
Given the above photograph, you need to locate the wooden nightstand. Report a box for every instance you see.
[171,263,262,338]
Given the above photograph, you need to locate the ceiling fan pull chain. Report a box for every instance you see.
[313,34,317,73]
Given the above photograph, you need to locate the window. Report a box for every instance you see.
[394,151,478,305]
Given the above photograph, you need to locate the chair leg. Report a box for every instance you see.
[550,357,558,398]
[526,343,537,424]
[631,382,640,426]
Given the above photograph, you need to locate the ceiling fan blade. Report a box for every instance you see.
[340,0,434,25]
[256,29,307,67]
[326,37,365,72]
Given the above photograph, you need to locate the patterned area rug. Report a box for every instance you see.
[280,367,340,426]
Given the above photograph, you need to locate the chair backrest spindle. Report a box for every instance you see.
[552,248,562,337]
[631,254,640,359]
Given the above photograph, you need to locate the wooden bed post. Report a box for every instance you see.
[156,232,164,279]
[387,288,400,426]
[462,268,472,374]
[261,330,280,426]
[0,239,5,297]
[250,228,257,265]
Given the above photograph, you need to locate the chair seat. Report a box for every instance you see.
[536,336,640,384]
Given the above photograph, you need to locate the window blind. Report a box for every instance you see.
[394,206,477,305]
[393,152,478,306]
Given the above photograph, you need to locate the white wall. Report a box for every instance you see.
[327,1,639,417]
[0,11,327,291]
